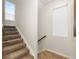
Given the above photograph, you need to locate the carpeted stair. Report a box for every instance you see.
[2,26,34,59]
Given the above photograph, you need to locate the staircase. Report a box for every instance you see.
[2,26,34,59]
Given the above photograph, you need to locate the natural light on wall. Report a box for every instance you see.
[52,4,68,37]
[5,1,15,21]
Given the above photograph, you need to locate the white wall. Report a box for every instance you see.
[38,0,75,59]
[15,0,38,59]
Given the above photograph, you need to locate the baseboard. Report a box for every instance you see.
[16,25,36,59]
[38,48,70,59]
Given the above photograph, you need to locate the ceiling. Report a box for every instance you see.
[38,0,55,9]
[39,0,67,8]
[6,0,60,5]
[7,0,54,4]
[6,0,54,8]
[39,0,66,5]
[39,0,54,4]
[6,0,67,8]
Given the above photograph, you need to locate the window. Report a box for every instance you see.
[52,5,68,37]
[5,1,15,21]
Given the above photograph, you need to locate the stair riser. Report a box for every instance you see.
[3,39,23,47]
[15,50,29,59]
[3,28,17,31]
[3,49,29,59]
[3,26,16,28]
[2,26,34,59]
[3,44,26,55]
[3,35,21,41]
[21,54,34,59]
[3,32,19,36]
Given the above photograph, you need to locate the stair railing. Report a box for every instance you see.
[38,35,47,42]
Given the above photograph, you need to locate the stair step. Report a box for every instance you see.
[4,31,19,35]
[21,54,34,59]
[3,38,23,47]
[2,26,34,59]
[3,43,26,55]
[3,35,21,41]
[3,48,29,59]
[3,28,17,31]
[3,26,16,28]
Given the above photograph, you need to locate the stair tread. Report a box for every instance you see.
[2,26,34,59]
[3,28,17,31]
[3,42,26,55]
[3,35,21,41]
[3,34,21,37]
[3,38,23,44]
[5,31,19,33]
[3,42,26,50]
[3,38,23,47]
[3,48,29,59]
[3,26,16,28]
[21,54,34,59]
[4,31,19,35]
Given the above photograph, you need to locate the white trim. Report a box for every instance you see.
[38,48,70,59]
[67,0,74,40]
[53,3,68,9]
[15,25,36,59]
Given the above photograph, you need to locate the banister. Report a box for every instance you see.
[38,35,47,42]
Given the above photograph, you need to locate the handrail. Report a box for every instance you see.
[38,35,47,42]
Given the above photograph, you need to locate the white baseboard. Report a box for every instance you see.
[15,25,36,59]
[38,48,70,59]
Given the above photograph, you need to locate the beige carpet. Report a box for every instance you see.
[3,26,34,59]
